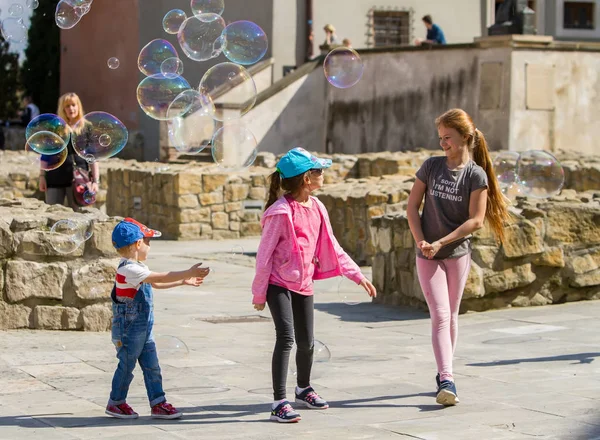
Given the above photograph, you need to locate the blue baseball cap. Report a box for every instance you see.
[112,218,161,249]
[276,147,332,179]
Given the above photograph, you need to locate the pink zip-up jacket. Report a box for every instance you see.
[252,195,365,304]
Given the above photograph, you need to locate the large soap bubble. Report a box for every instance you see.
[137,74,191,121]
[26,114,70,155]
[71,112,129,161]
[323,47,364,89]
[138,39,179,77]
[177,13,225,62]
[199,62,257,121]
[222,21,268,65]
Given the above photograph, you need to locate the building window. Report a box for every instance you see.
[368,8,412,47]
[563,1,595,29]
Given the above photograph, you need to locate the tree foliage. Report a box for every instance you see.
[21,0,60,113]
[0,39,20,120]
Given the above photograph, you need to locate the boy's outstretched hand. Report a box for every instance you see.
[183,277,204,287]
[189,263,210,278]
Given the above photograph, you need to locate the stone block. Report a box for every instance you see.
[252,175,266,187]
[569,246,600,274]
[180,208,211,224]
[368,206,385,218]
[212,212,229,230]
[225,202,243,213]
[472,245,500,269]
[241,211,260,223]
[0,302,31,329]
[502,220,544,258]
[484,264,536,294]
[241,222,262,236]
[211,204,225,212]
[545,204,600,245]
[63,307,81,330]
[570,269,600,288]
[533,247,565,268]
[463,262,484,299]
[249,187,266,200]
[87,220,120,257]
[203,174,228,192]
[199,192,224,206]
[177,223,201,239]
[175,172,203,194]
[229,221,241,231]
[10,217,46,232]
[33,306,65,330]
[177,194,199,208]
[6,260,68,302]
[200,223,213,236]
[81,304,112,331]
[212,230,240,240]
[72,259,119,301]
[225,184,250,202]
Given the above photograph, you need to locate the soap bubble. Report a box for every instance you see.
[98,134,111,147]
[26,114,70,155]
[211,123,258,170]
[163,9,186,34]
[138,39,179,77]
[8,3,23,16]
[1,17,27,43]
[160,57,184,79]
[324,47,364,89]
[39,149,69,171]
[155,335,189,359]
[337,276,370,306]
[107,57,120,69]
[177,13,225,62]
[231,245,245,256]
[71,112,128,161]
[289,340,331,380]
[50,219,84,254]
[26,0,39,9]
[503,181,524,203]
[199,62,257,121]
[55,0,82,29]
[137,74,191,121]
[516,150,565,198]
[82,190,96,205]
[190,0,224,16]
[167,90,215,154]
[222,20,268,65]
[493,151,520,189]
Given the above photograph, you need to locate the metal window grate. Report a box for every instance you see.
[563,1,595,29]
[372,10,411,46]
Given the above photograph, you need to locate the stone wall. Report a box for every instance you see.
[0,198,119,330]
[370,191,600,313]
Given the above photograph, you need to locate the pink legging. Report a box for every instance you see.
[416,254,471,382]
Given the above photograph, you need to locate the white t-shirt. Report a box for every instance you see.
[27,103,40,120]
[115,258,151,301]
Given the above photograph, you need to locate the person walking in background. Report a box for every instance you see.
[342,38,352,48]
[406,109,509,406]
[415,15,447,46]
[39,92,100,210]
[20,95,40,126]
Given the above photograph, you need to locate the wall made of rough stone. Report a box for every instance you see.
[371,193,600,313]
[0,198,119,331]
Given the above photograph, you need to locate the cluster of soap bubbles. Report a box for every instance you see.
[0,0,38,44]
[493,150,565,201]
[55,0,93,30]
[25,112,128,190]
[131,0,271,171]
[50,218,94,254]
[289,340,331,380]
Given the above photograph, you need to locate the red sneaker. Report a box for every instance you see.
[151,401,182,419]
[105,402,139,419]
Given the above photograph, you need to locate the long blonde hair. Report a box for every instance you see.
[435,108,510,243]
[57,92,85,134]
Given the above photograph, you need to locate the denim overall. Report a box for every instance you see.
[108,260,166,407]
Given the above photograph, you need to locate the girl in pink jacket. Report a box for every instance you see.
[252,147,377,423]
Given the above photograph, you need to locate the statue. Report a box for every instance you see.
[488,0,536,35]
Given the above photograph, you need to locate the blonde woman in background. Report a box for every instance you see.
[39,93,100,209]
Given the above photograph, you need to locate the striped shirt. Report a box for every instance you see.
[115,258,151,302]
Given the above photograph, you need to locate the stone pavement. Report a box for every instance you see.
[1,237,600,440]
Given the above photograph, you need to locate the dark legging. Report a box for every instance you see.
[266,284,314,401]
